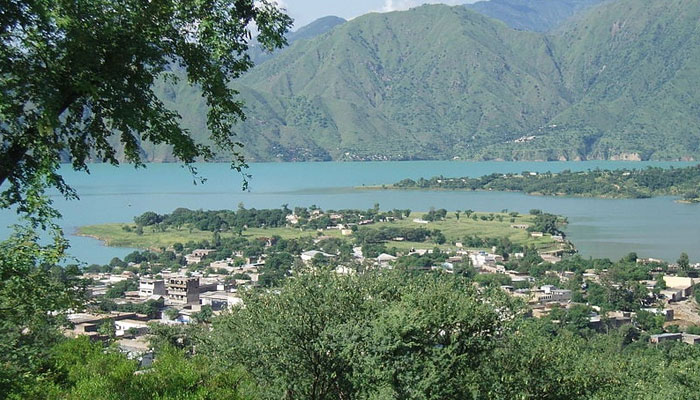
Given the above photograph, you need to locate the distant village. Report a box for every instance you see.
[67,207,700,366]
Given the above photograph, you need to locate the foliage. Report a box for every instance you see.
[105,279,139,298]
[16,337,256,399]
[0,0,292,216]
[394,165,700,200]
[201,270,520,399]
[0,227,85,397]
[142,0,700,163]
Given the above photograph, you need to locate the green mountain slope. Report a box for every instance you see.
[465,0,603,32]
[247,16,346,66]
[145,0,700,162]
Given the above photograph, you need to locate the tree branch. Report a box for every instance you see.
[0,142,29,188]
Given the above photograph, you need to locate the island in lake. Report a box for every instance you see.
[383,164,700,202]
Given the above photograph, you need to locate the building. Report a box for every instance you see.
[682,333,700,345]
[660,288,684,302]
[114,319,149,337]
[663,276,696,298]
[139,279,166,297]
[200,291,243,310]
[167,277,200,305]
[376,253,397,264]
[534,286,572,304]
[650,333,682,344]
[185,249,216,265]
[300,250,335,263]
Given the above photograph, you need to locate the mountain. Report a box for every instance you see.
[146,0,700,162]
[247,16,346,66]
[465,0,603,32]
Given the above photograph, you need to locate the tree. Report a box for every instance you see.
[678,252,690,272]
[202,270,520,399]
[193,305,214,324]
[26,337,254,398]
[98,320,116,339]
[0,0,292,214]
[0,227,85,397]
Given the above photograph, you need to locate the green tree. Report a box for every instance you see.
[202,271,520,399]
[0,228,85,397]
[678,252,690,272]
[29,337,255,399]
[193,305,214,324]
[97,319,116,339]
[0,0,292,213]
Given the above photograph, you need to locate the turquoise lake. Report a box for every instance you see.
[1,160,698,264]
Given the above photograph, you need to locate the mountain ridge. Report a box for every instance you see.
[141,0,700,163]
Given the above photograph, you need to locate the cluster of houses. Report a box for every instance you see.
[71,235,700,366]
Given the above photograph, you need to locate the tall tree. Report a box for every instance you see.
[0,0,292,215]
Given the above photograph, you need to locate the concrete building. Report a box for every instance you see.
[185,249,216,265]
[682,333,700,345]
[534,286,572,304]
[650,333,682,344]
[663,276,696,298]
[200,291,243,310]
[139,279,166,297]
[114,319,149,337]
[167,277,200,305]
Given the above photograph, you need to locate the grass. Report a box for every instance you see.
[78,211,562,253]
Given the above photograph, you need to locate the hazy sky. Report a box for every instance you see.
[278,0,480,28]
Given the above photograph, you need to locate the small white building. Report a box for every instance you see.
[300,250,336,263]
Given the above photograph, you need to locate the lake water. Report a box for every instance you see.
[1,160,698,264]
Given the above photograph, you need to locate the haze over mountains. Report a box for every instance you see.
[145,0,700,162]
[465,0,603,32]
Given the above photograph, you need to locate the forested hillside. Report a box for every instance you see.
[142,0,700,162]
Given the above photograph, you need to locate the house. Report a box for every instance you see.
[139,279,166,297]
[663,276,696,298]
[541,254,562,264]
[114,319,149,337]
[185,249,216,265]
[376,253,397,264]
[530,232,544,238]
[533,286,572,304]
[511,224,529,230]
[650,333,682,344]
[200,291,241,310]
[300,250,336,263]
[682,333,700,345]
[65,312,140,338]
[167,277,200,305]
[660,288,684,302]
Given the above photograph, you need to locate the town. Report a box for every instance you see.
[69,206,700,367]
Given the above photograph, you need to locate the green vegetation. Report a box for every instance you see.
[0,0,292,219]
[247,16,347,65]
[392,165,700,200]
[12,270,700,399]
[78,207,560,252]
[143,0,700,163]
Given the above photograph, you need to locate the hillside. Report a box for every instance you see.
[144,0,700,162]
[247,16,347,66]
[465,0,603,32]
